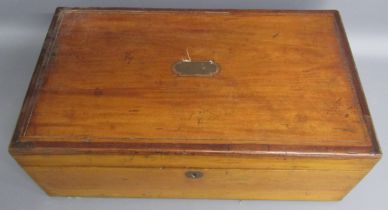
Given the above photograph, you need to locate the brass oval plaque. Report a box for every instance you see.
[172,60,219,76]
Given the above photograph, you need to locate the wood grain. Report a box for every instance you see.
[9,8,381,200]
[24,166,371,200]
[15,9,376,151]
[14,153,379,170]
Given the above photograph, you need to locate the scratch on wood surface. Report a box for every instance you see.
[182,48,192,62]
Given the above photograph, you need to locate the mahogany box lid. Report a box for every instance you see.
[10,8,380,158]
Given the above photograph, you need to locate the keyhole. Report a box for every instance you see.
[185,171,203,179]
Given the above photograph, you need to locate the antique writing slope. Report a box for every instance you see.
[9,8,381,200]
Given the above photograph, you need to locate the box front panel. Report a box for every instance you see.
[13,152,380,200]
[23,166,370,200]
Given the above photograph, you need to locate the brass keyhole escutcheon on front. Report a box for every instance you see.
[185,171,203,179]
[173,60,219,76]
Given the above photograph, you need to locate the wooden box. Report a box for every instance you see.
[9,8,381,200]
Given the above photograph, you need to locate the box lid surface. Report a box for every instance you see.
[11,8,379,156]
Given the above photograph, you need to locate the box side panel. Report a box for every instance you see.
[23,166,371,200]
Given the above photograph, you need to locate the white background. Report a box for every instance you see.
[1,1,387,209]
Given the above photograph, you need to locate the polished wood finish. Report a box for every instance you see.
[24,166,371,200]
[13,154,378,170]
[9,8,381,200]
